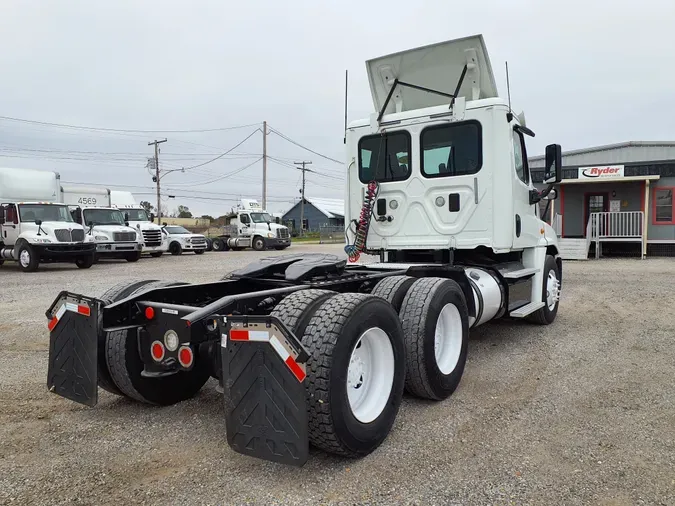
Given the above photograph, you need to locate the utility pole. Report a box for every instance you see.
[148,138,167,222]
[294,161,312,235]
[262,121,267,209]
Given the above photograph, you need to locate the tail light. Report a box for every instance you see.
[178,346,193,368]
[150,341,165,362]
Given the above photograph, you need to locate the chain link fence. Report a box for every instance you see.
[319,225,345,244]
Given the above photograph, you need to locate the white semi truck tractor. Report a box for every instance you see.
[46,34,562,466]
[211,199,291,251]
[109,191,168,257]
[0,167,96,272]
[60,185,143,262]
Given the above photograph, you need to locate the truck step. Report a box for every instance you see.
[502,267,539,279]
[510,301,545,318]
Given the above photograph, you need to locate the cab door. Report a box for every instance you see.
[1,204,20,245]
[511,130,541,249]
[239,213,251,235]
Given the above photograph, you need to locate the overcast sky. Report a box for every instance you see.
[1,0,673,217]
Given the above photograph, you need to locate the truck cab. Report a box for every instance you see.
[109,191,168,257]
[60,186,143,262]
[211,199,291,251]
[0,202,96,272]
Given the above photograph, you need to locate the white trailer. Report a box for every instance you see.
[46,34,563,466]
[0,168,96,272]
[109,191,168,257]
[60,185,143,262]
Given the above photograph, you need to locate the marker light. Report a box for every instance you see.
[435,196,446,207]
[145,306,155,319]
[150,341,165,361]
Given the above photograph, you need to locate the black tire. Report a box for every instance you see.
[527,255,560,325]
[298,293,406,457]
[97,279,161,396]
[204,238,213,251]
[399,277,469,401]
[194,249,205,255]
[150,252,163,258]
[17,243,39,272]
[370,275,416,313]
[252,236,265,251]
[270,289,337,338]
[75,255,94,269]
[105,280,211,405]
[169,242,182,256]
[125,251,142,262]
[212,238,226,251]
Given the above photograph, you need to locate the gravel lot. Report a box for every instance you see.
[1,245,674,505]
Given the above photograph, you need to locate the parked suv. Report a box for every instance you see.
[161,225,207,255]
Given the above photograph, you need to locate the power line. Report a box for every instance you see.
[181,129,261,171]
[267,126,344,165]
[0,115,261,134]
[168,157,262,187]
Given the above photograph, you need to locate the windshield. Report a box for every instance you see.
[164,226,190,234]
[120,208,149,221]
[83,209,125,226]
[19,204,74,223]
[250,212,272,223]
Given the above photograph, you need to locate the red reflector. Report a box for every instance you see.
[229,329,249,341]
[151,341,164,361]
[77,305,91,317]
[145,306,155,320]
[48,317,59,331]
[285,356,306,382]
[178,346,193,368]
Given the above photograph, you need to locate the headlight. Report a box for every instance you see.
[95,235,109,241]
[33,238,52,243]
[267,232,275,238]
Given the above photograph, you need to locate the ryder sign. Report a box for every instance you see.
[578,165,624,179]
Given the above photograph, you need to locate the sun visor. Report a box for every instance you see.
[366,34,498,115]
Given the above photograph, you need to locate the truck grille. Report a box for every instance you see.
[142,230,162,247]
[54,229,85,242]
[191,236,206,246]
[277,228,290,239]
[113,231,137,242]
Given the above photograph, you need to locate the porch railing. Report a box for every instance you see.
[587,211,644,259]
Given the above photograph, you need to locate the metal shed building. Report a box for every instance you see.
[530,141,675,258]
[282,197,345,233]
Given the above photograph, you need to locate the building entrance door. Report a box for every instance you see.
[584,192,609,237]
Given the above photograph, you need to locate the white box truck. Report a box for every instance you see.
[60,185,143,262]
[210,199,291,251]
[109,191,168,257]
[0,167,96,272]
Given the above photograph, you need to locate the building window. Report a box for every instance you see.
[420,121,482,178]
[653,187,674,225]
[358,131,411,184]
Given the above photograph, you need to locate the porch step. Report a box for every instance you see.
[557,238,589,260]
[510,301,546,318]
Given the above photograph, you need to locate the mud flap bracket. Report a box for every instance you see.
[46,292,100,407]
[220,315,309,466]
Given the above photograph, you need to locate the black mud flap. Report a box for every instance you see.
[220,315,309,466]
[46,292,100,407]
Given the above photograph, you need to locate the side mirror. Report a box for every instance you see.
[150,213,155,222]
[125,221,129,227]
[124,212,130,222]
[544,144,562,184]
[35,219,43,226]
[543,188,558,200]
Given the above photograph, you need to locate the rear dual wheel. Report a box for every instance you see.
[272,290,406,457]
[371,275,470,401]
[98,280,210,404]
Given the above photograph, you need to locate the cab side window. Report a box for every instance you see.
[240,214,250,225]
[513,131,529,185]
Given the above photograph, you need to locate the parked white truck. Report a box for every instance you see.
[109,191,168,257]
[211,199,291,251]
[61,185,143,262]
[0,167,96,272]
